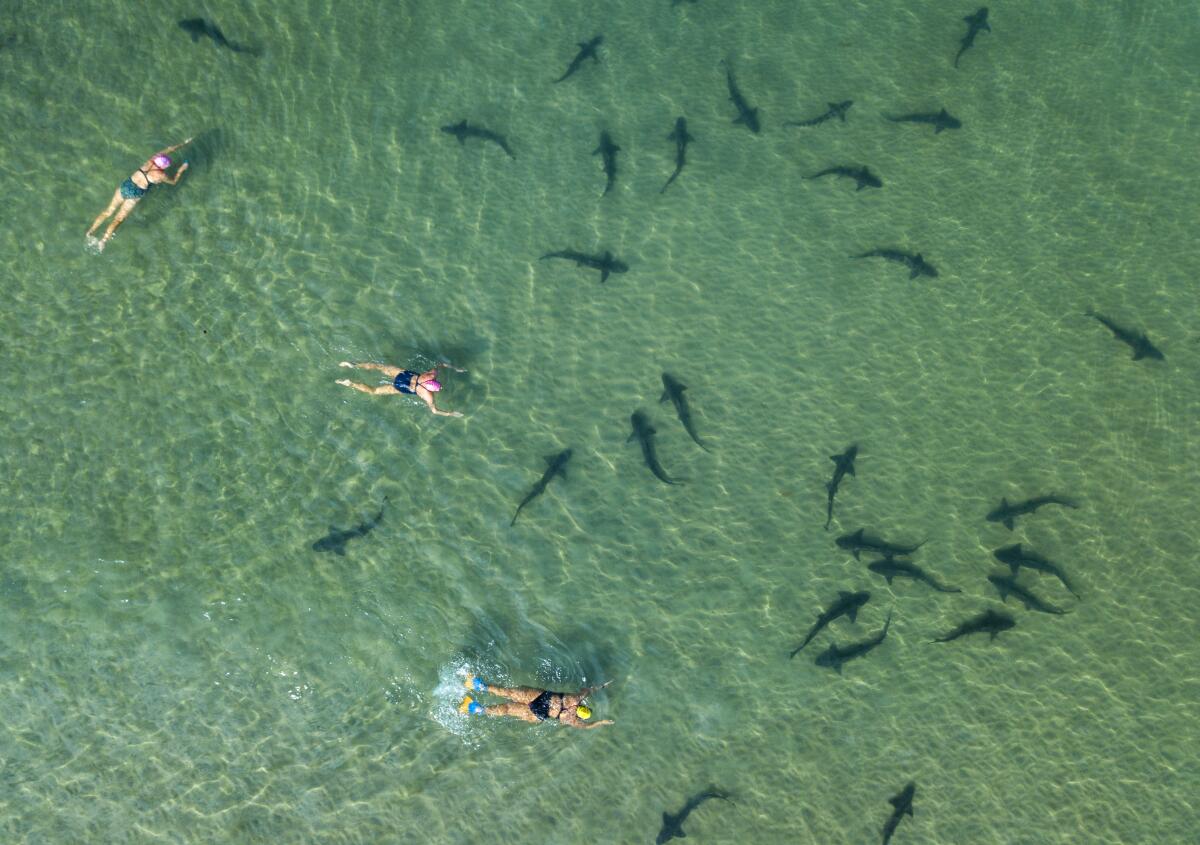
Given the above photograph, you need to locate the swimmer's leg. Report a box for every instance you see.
[465,699,541,722]
[99,199,137,245]
[341,362,403,378]
[87,189,124,236]
[478,684,543,704]
[335,380,399,395]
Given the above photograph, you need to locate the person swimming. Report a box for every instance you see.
[336,360,465,417]
[86,138,193,250]
[459,675,613,729]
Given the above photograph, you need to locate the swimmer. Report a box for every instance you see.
[86,138,193,250]
[459,675,614,728]
[336,360,465,417]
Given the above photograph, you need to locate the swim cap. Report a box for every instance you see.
[575,705,592,720]
[153,154,172,168]
[421,379,442,392]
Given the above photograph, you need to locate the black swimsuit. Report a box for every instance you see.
[528,691,555,721]
[393,370,419,394]
[120,167,156,200]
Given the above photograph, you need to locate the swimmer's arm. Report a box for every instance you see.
[165,163,190,185]
[559,709,613,729]
[155,137,195,156]
[419,390,463,418]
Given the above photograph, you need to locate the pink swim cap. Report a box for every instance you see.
[421,379,442,392]
[153,154,172,168]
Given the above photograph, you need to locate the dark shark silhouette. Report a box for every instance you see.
[955,8,991,68]
[660,373,708,451]
[311,499,386,556]
[1086,309,1164,361]
[885,109,961,133]
[993,544,1079,598]
[661,117,695,194]
[656,789,732,844]
[854,249,938,280]
[882,781,916,845]
[824,444,857,530]
[932,608,1014,643]
[867,558,961,593]
[511,449,572,526]
[815,611,892,672]
[539,250,628,284]
[628,411,679,485]
[785,100,853,128]
[791,590,870,656]
[593,131,620,196]
[807,165,881,191]
[720,60,760,133]
[986,494,1077,530]
[987,574,1069,615]
[178,18,256,54]
[836,529,926,560]
[554,35,603,83]
[440,120,514,158]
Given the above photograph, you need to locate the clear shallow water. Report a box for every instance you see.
[2,0,1199,842]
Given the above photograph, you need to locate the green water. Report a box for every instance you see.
[2,1,1199,842]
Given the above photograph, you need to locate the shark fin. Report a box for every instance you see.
[847,607,859,624]
[884,575,894,584]
[600,268,610,284]
[1003,517,1014,530]
[660,389,670,403]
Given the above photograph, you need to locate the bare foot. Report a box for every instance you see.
[336,379,351,387]
[338,361,353,368]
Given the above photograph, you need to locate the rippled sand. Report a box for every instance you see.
[0,1,1198,842]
